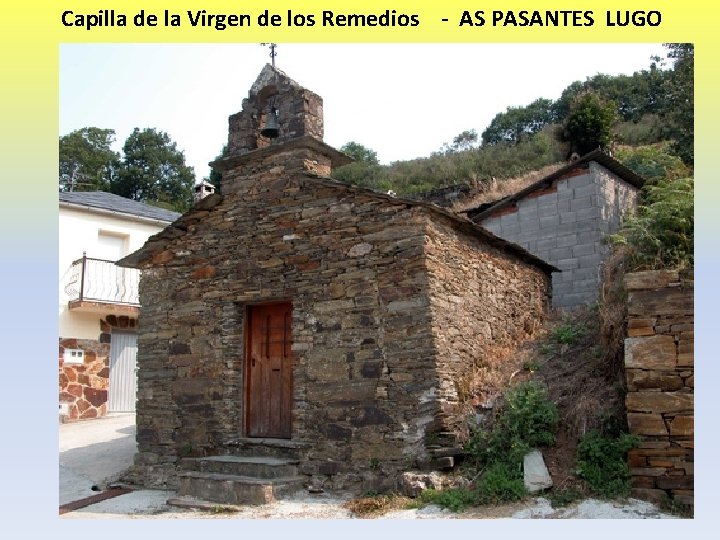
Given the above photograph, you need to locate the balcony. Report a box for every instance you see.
[65,253,140,315]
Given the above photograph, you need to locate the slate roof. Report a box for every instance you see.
[118,173,558,275]
[59,191,181,223]
[465,150,645,222]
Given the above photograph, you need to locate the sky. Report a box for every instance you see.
[59,43,667,181]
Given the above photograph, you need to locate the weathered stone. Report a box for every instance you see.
[630,467,666,477]
[624,270,679,291]
[631,488,667,505]
[669,415,693,436]
[627,318,656,337]
[523,449,553,493]
[625,334,676,370]
[656,475,693,490]
[347,243,373,257]
[349,406,393,427]
[399,472,445,497]
[677,351,694,367]
[626,371,683,391]
[626,392,693,413]
[190,266,216,279]
[671,491,694,506]
[83,387,107,407]
[67,383,83,398]
[627,413,668,436]
[631,476,656,489]
[169,342,191,355]
[627,289,693,317]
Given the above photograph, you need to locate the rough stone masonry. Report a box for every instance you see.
[119,65,554,492]
[624,269,694,507]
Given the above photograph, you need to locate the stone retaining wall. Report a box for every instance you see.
[624,269,693,507]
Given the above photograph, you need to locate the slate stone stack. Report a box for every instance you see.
[624,270,694,508]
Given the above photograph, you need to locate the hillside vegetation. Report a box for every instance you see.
[333,44,693,197]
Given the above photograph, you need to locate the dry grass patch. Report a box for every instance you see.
[453,163,564,213]
[342,494,421,518]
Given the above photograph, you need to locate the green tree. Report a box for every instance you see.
[615,143,689,183]
[113,128,195,212]
[560,92,618,156]
[554,68,670,124]
[439,129,480,153]
[482,98,557,145]
[59,127,119,192]
[339,141,379,164]
[662,43,694,164]
[208,143,228,194]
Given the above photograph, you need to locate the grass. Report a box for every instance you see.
[550,323,585,345]
[343,493,421,518]
[546,488,584,508]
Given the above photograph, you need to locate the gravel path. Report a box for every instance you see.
[61,489,678,519]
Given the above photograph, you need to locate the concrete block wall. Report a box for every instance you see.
[481,163,639,309]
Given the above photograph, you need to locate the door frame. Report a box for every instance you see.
[243,300,294,438]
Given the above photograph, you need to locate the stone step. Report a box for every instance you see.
[178,471,306,505]
[183,455,300,479]
[225,437,310,459]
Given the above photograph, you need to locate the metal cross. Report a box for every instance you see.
[261,43,277,67]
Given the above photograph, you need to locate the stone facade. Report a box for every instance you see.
[59,338,110,422]
[119,65,553,492]
[58,315,137,422]
[473,155,642,309]
[624,270,693,507]
[424,217,550,438]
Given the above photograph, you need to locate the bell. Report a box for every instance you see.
[260,109,280,138]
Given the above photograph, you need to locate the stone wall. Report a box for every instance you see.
[125,140,552,491]
[59,338,110,422]
[624,269,693,507]
[424,216,551,440]
[130,166,441,490]
[481,162,639,309]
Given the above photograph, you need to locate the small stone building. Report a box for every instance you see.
[119,65,555,499]
[466,153,644,309]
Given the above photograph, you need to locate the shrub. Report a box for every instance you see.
[474,462,526,505]
[576,430,640,498]
[615,143,689,183]
[426,381,560,511]
[466,381,559,469]
[610,177,693,271]
[551,323,585,345]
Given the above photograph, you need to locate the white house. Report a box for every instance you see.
[58,192,179,421]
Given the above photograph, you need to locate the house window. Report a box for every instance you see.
[97,231,128,261]
[63,349,85,364]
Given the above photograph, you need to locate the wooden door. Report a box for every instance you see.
[246,303,293,438]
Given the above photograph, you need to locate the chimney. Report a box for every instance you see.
[193,180,216,203]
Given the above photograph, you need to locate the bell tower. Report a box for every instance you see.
[226,64,325,155]
[212,63,351,194]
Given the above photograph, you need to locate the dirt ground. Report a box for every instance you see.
[60,487,677,519]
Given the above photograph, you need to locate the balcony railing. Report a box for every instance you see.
[65,253,140,306]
